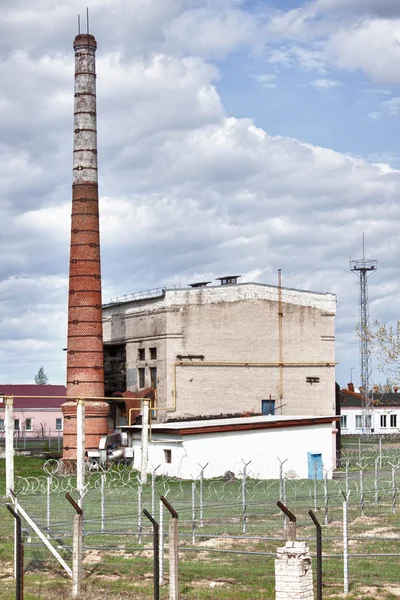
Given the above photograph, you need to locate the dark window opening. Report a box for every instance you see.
[306,377,320,384]
[138,368,145,389]
[150,367,157,388]
[104,344,126,396]
[262,399,275,415]
[138,348,145,361]
[164,449,172,463]
[150,347,157,360]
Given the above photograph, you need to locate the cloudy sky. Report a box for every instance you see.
[1,0,400,387]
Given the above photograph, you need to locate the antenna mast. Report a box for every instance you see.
[350,234,378,433]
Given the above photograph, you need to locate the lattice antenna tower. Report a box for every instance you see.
[350,234,378,433]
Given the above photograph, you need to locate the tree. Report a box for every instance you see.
[368,321,400,386]
[34,366,49,385]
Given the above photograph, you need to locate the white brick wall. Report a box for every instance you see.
[103,283,336,420]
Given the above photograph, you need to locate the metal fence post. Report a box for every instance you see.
[101,472,105,533]
[278,457,288,502]
[242,460,251,534]
[323,470,329,525]
[159,499,165,586]
[375,457,379,504]
[277,501,296,541]
[191,481,196,544]
[314,460,318,510]
[160,496,179,600]
[138,481,143,544]
[379,436,382,468]
[198,462,208,528]
[359,469,364,516]
[47,475,52,530]
[6,504,23,600]
[392,467,396,514]
[308,510,322,600]
[152,465,160,516]
[143,509,160,600]
[343,493,349,594]
[66,493,83,599]
[5,396,14,497]
[345,460,349,497]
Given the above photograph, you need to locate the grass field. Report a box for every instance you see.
[1,453,400,599]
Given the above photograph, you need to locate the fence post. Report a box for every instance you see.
[5,396,14,497]
[345,460,349,497]
[141,399,150,484]
[379,436,382,468]
[23,429,26,451]
[242,460,251,534]
[138,481,143,544]
[359,469,364,516]
[160,496,179,600]
[66,493,83,599]
[6,504,23,600]
[374,457,379,504]
[277,501,296,541]
[343,493,349,594]
[143,509,160,600]
[308,510,322,600]
[313,460,318,510]
[191,481,196,544]
[152,465,160,516]
[76,399,85,511]
[323,470,329,525]
[198,462,208,527]
[57,429,61,453]
[101,472,105,533]
[278,457,288,502]
[283,476,288,530]
[48,429,51,451]
[392,467,396,514]
[47,475,52,530]
[159,499,165,586]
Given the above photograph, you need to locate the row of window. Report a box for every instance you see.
[138,347,157,361]
[341,414,398,429]
[0,418,63,431]
[138,367,157,389]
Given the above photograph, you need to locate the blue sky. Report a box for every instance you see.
[1,0,400,389]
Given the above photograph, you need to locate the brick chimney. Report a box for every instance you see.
[347,383,355,393]
[61,31,109,461]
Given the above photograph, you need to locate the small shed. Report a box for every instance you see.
[121,414,339,480]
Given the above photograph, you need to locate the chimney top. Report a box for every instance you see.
[347,382,355,393]
[216,275,241,286]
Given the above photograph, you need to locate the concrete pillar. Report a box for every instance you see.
[275,541,314,600]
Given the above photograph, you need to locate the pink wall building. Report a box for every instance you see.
[0,385,66,438]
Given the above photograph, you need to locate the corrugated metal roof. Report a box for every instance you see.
[0,385,66,409]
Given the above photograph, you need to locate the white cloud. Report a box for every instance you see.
[311,78,341,88]
[251,73,277,88]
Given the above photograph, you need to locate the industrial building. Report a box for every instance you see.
[341,384,400,434]
[103,277,337,422]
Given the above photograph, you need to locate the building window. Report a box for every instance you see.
[0,419,4,431]
[14,419,20,431]
[138,348,145,361]
[390,414,397,428]
[150,367,157,388]
[355,415,363,429]
[380,415,387,428]
[138,368,145,388]
[164,449,172,463]
[25,418,33,431]
[262,399,275,415]
[340,415,347,429]
[56,418,63,431]
[150,347,157,360]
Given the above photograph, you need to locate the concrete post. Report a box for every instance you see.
[275,542,314,600]
[169,517,179,600]
[76,399,85,510]
[72,513,83,598]
[5,396,14,497]
[141,400,150,483]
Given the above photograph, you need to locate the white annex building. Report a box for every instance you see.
[341,385,400,435]
[103,277,337,422]
[121,414,340,480]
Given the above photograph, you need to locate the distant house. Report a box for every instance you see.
[340,384,400,434]
[0,385,66,437]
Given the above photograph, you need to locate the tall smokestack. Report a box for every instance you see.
[62,30,109,461]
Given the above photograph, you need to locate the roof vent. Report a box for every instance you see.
[216,275,241,286]
[188,281,211,288]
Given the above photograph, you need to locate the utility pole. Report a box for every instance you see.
[350,234,378,433]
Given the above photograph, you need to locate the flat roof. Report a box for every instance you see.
[121,414,339,436]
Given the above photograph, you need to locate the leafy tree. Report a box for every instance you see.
[34,366,49,385]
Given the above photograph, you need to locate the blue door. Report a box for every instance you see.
[308,453,323,480]
[262,399,275,415]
